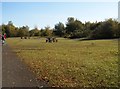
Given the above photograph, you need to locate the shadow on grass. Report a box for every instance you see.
[78,38,119,41]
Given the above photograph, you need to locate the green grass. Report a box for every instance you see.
[6,37,119,87]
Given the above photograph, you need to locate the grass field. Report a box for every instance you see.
[6,37,118,87]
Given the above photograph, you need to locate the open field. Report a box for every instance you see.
[6,38,118,87]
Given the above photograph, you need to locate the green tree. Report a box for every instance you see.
[117,23,120,38]
[106,19,119,38]
[29,27,40,37]
[44,26,53,36]
[4,21,17,37]
[17,28,24,37]
[90,21,114,39]
[54,22,65,37]
[66,17,84,38]
[40,28,45,37]
[17,26,29,37]
[2,24,6,35]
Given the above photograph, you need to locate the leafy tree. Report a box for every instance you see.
[4,21,17,37]
[29,27,40,36]
[90,21,114,39]
[1,18,119,39]
[106,19,119,38]
[43,26,53,37]
[40,28,45,37]
[8,21,13,25]
[17,28,24,37]
[67,17,75,23]
[2,24,6,34]
[54,22,65,37]
[17,26,29,37]
[117,23,120,38]
[66,17,84,38]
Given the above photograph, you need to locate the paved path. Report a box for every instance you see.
[2,44,48,88]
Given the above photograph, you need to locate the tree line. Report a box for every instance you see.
[1,17,120,39]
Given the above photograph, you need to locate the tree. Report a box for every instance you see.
[40,28,45,37]
[40,26,53,37]
[8,21,13,25]
[117,23,120,38]
[54,22,65,37]
[17,26,29,37]
[17,28,24,37]
[4,21,17,37]
[44,26,53,36]
[2,24,6,35]
[67,17,75,23]
[1,18,119,39]
[29,27,40,37]
[66,17,84,38]
[106,19,119,38]
[90,21,114,39]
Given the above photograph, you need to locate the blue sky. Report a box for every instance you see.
[2,2,118,30]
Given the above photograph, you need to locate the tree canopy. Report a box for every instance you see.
[1,17,119,39]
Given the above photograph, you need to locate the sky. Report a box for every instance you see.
[1,0,120,2]
[1,2,118,30]
[118,1,120,22]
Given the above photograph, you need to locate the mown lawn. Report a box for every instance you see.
[6,37,118,87]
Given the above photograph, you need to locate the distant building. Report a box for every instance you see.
[118,1,120,22]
